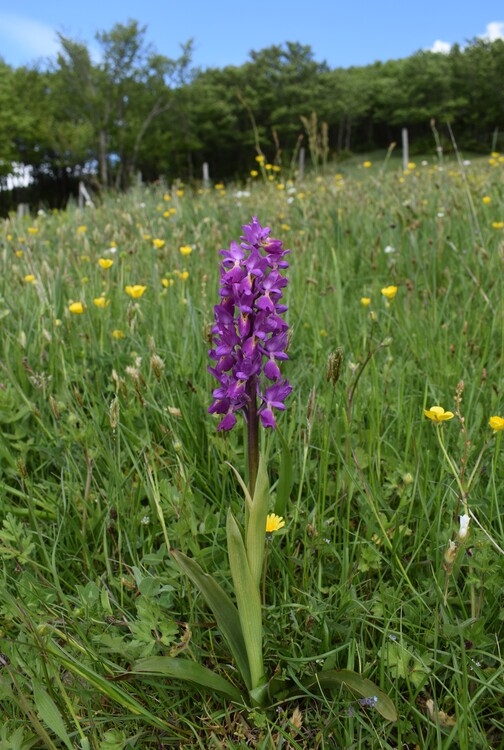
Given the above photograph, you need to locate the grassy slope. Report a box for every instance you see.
[0,155,503,749]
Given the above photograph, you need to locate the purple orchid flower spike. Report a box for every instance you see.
[208,216,292,493]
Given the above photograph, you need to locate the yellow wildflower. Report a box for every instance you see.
[93,297,110,308]
[125,285,147,299]
[161,278,175,287]
[179,245,192,256]
[491,221,504,229]
[482,196,491,204]
[111,329,124,339]
[98,258,114,269]
[277,183,285,190]
[152,239,165,249]
[143,234,152,240]
[489,416,504,432]
[381,285,398,300]
[176,189,184,197]
[265,163,273,171]
[28,227,38,235]
[69,301,85,314]
[163,193,172,201]
[24,274,36,283]
[77,225,87,234]
[363,161,372,168]
[214,183,224,190]
[250,170,259,177]
[266,514,285,534]
[360,297,371,307]
[424,406,454,422]
[179,271,189,281]
[255,155,265,164]
[16,250,24,258]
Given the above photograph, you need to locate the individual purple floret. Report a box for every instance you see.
[208,217,292,432]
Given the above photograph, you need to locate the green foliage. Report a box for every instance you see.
[0,161,503,746]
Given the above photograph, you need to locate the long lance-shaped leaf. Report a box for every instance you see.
[134,656,242,702]
[245,453,269,588]
[301,669,398,722]
[171,549,251,690]
[46,642,174,731]
[226,510,265,693]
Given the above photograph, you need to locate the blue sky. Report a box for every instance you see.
[0,1,503,71]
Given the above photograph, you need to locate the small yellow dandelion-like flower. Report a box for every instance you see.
[24,274,36,283]
[214,183,224,190]
[163,210,171,218]
[163,193,171,201]
[363,160,372,168]
[179,271,189,281]
[77,225,87,234]
[179,245,192,256]
[69,301,85,314]
[491,221,504,229]
[16,250,24,258]
[255,155,265,164]
[111,329,124,339]
[272,165,281,172]
[80,255,90,262]
[280,223,290,231]
[18,236,25,243]
[489,415,504,432]
[125,285,147,299]
[7,234,13,241]
[152,238,165,249]
[250,170,259,177]
[143,234,152,240]
[93,297,110,308]
[360,297,371,307]
[28,227,39,235]
[488,158,497,166]
[491,151,500,158]
[266,514,285,534]
[265,163,273,171]
[381,285,398,300]
[161,278,175,288]
[277,183,285,190]
[176,189,184,197]
[482,196,491,204]
[98,258,114,269]
[423,406,455,422]
[407,162,416,170]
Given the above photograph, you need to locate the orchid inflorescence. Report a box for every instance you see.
[208,216,292,431]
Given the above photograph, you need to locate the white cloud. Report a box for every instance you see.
[480,21,504,41]
[430,40,451,54]
[0,11,59,61]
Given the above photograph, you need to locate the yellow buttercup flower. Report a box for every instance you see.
[424,406,454,422]
[24,274,36,283]
[255,155,265,164]
[489,415,504,432]
[93,297,110,308]
[77,225,87,234]
[250,170,259,177]
[179,245,192,256]
[214,183,224,190]
[16,250,24,257]
[482,196,491,204]
[363,161,372,168]
[491,221,504,229]
[69,301,85,314]
[381,285,398,300]
[266,514,285,534]
[161,278,175,287]
[111,329,124,339]
[360,297,371,307]
[125,285,147,299]
[176,189,184,197]
[28,227,39,235]
[152,239,165,249]
[179,271,189,281]
[98,258,114,269]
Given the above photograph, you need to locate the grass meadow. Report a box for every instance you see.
[0,154,503,749]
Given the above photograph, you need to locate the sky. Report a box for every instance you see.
[0,1,503,71]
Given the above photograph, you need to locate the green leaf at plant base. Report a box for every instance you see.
[32,680,74,750]
[245,453,270,589]
[133,656,242,702]
[170,549,252,690]
[301,669,398,722]
[227,510,265,695]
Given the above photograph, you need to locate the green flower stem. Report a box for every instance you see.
[246,376,259,498]
[435,425,468,515]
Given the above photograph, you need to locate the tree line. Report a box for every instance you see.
[1,20,503,211]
